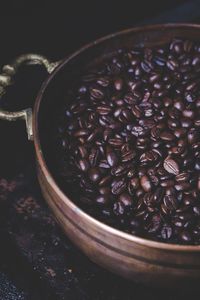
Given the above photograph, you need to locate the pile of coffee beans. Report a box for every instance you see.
[56,38,200,245]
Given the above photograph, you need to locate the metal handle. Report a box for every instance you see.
[0,54,61,140]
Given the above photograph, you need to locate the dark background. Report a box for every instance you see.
[1,0,200,62]
[1,1,200,299]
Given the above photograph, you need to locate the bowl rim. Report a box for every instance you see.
[34,23,200,252]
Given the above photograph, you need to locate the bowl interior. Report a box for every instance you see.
[36,23,200,248]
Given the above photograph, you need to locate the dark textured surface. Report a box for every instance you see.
[1,1,200,299]
[0,129,200,300]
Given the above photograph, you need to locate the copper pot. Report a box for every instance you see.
[1,24,200,288]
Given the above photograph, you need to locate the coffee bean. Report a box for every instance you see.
[150,126,160,140]
[160,179,174,188]
[108,138,123,147]
[193,206,200,216]
[161,224,173,239]
[78,159,90,172]
[130,218,141,230]
[99,160,110,169]
[175,183,190,191]
[74,129,89,137]
[181,117,193,128]
[97,105,112,115]
[90,87,104,99]
[187,128,198,144]
[131,105,142,118]
[111,163,131,177]
[97,76,110,87]
[163,157,179,175]
[130,177,139,190]
[88,168,101,182]
[174,129,187,138]
[140,176,152,192]
[99,186,110,195]
[122,150,136,162]
[147,214,161,233]
[140,150,159,164]
[160,131,175,141]
[174,99,184,110]
[175,172,190,182]
[98,175,112,186]
[119,193,132,206]
[113,202,125,216]
[194,119,200,127]
[182,109,195,118]
[197,178,200,190]
[106,146,119,167]
[114,78,123,91]
[111,178,126,195]
[180,230,192,243]
[89,148,100,167]
[96,195,109,205]
[163,195,178,211]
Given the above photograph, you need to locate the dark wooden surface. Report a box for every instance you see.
[1,1,200,299]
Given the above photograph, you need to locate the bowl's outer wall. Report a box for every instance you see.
[34,24,200,287]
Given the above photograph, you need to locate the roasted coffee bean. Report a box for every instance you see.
[198,178,200,190]
[131,105,142,118]
[140,176,152,192]
[114,78,123,91]
[99,160,110,169]
[99,186,111,195]
[163,195,178,211]
[108,138,123,147]
[57,38,200,245]
[113,202,124,216]
[147,214,161,233]
[160,131,175,141]
[97,76,110,87]
[129,177,139,190]
[74,129,89,137]
[119,193,132,206]
[88,168,101,182]
[160,179,174,188]
[175,182,190,191]
[78,159,90,172]
[130,218,141,230]
[180,231,192,243]
[181,117,193,128]
[175,172,190,182]
[89,148,100,167]
[90,87,104,99]
[111,178,126,195]
[106,146,119,167]
[163,157,179,175]
[96,195,109,205]
[98,175,112,187]
[111,163,131,177]
[96,105,112,115]
[151,126,160,139]
[140,150,159,164]
[131,126,145,137]
[78,145,88,158]
[174,129,187,138]
[174,99,184,110]
[122,150,136,162]
[161,224,173,239]
[193,206,200,216]
[187,128,198,144]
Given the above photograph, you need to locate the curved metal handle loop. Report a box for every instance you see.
[0,54,61,140]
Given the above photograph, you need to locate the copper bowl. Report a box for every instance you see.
[1,23,200,288]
